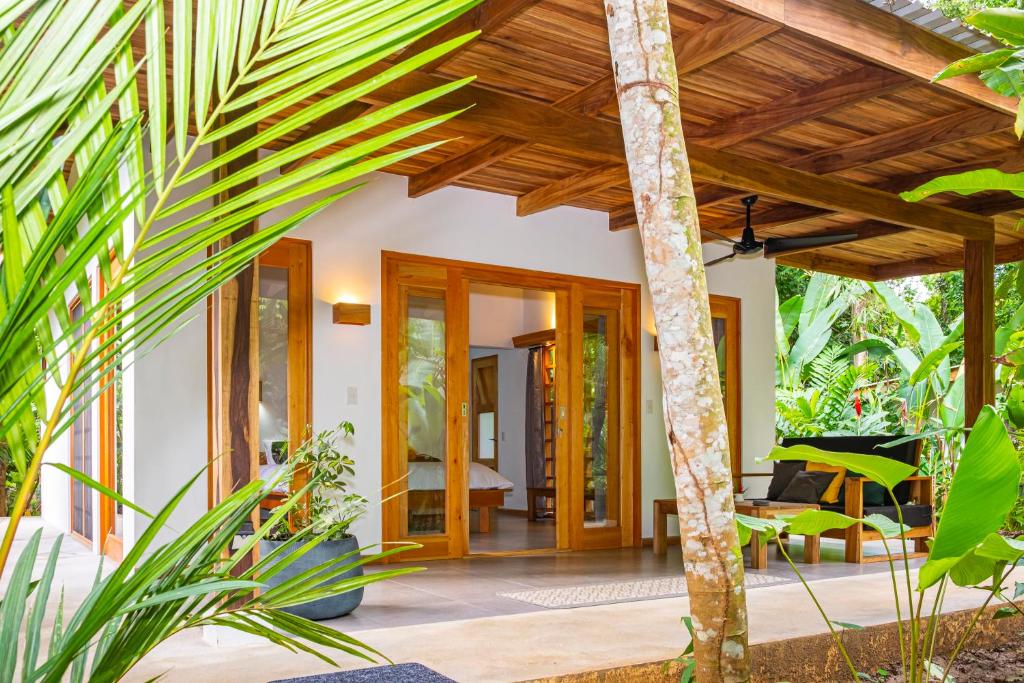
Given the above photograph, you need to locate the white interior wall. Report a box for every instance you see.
[46,168,776,552]
[467,284,554,512]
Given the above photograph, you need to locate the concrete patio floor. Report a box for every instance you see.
[3,517,1014,682]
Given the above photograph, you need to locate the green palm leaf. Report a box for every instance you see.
[0,0,482,576]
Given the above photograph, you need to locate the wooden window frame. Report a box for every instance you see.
[68,294,93,548]
[206,237,312,509]
[709,294,743,484]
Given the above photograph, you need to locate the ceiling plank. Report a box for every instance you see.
[517,163,627,216]
[712,0,1015,115]
[686,144,993,240]
[694,65,908,149]
[792,108,1011,176]
[692,106,1012,216]
[408,136,529,197]
[555,13,779,116]
[409,11,778,199]
[401,0,544,73]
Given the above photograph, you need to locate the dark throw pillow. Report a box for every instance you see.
[778,470,837,505]
[863,481,886,507]
[766,460,807,500]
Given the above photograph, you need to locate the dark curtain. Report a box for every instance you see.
[525,347,546,488]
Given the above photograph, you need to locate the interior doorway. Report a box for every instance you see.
[382,252,640,561]
[467,284,558,554]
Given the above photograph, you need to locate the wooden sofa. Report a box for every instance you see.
[778,436,934,564]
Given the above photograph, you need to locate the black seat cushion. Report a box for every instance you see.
[778,470,837,504]
[766,460,807,500]
[821,503,932,529]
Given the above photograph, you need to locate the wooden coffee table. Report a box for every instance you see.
[735,501,820,569]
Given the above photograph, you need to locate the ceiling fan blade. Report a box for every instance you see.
[703,252,737,268]
[700,227,739,245]
[763,232,860,257]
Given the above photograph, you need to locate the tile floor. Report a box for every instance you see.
[335,535,909,630]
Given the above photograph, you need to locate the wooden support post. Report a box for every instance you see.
[208,109,260,569]
[964,238,996,426]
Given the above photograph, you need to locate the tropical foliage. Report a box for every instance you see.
[2,463,420,682]
[744,406,1023,682]
[0,0,480,676]
[0,0,480,574]
[266,421,368,542]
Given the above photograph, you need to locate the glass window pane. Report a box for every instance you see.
[712,317,727,398]
[583,311,618,527]
[259,265,290,468]
[403,293,447,536]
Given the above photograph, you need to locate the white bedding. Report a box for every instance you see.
[408,461,514,491]
[260,463,288,493]
[261,461,514,494]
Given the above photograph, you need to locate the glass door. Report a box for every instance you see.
[572,287,636,550]
[383,257,467,560]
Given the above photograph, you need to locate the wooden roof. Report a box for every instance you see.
[269,0,1024,279]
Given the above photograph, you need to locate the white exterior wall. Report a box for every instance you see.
[42,170,776,550]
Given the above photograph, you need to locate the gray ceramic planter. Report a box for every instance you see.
[259,534,364,620]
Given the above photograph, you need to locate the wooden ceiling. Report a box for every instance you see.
[260,0,1024,279]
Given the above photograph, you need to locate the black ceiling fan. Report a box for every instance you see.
[702,195,860,267]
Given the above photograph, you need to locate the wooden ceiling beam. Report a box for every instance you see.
[408,136,529,197]
[774,252,878,280]
[686,144,993,240]
[711,0,1016,115]
[517,163,628,216]
[873,240,1024,281]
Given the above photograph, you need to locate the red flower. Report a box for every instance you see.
[854,394,862,418]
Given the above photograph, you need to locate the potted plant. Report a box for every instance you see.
[261,421,369,620]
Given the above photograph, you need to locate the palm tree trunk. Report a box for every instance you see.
[603,1,751,680]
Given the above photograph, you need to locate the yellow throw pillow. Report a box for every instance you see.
[806,462,846,504]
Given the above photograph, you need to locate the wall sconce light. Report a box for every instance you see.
[653,335,658,352]
[333,302,371,326]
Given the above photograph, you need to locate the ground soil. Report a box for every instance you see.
[875,639,1024,682]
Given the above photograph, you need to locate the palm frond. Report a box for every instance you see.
[0,0,481,526]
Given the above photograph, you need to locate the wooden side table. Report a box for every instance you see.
[653,498,677,555]
[736,501,820,569]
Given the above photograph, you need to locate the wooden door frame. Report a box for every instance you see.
[381,251,641,559]
[470,354,499,469]
[97,270,122,561]
[709,295,742,484]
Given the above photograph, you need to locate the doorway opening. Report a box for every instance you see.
[382,252,640,561]
[467,283,558,554]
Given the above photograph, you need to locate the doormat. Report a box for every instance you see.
[498,573,790,609]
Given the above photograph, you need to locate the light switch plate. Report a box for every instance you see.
[346,386,358,405]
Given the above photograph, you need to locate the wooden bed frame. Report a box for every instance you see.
[407,488,509,533]
[263,488,510,533]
